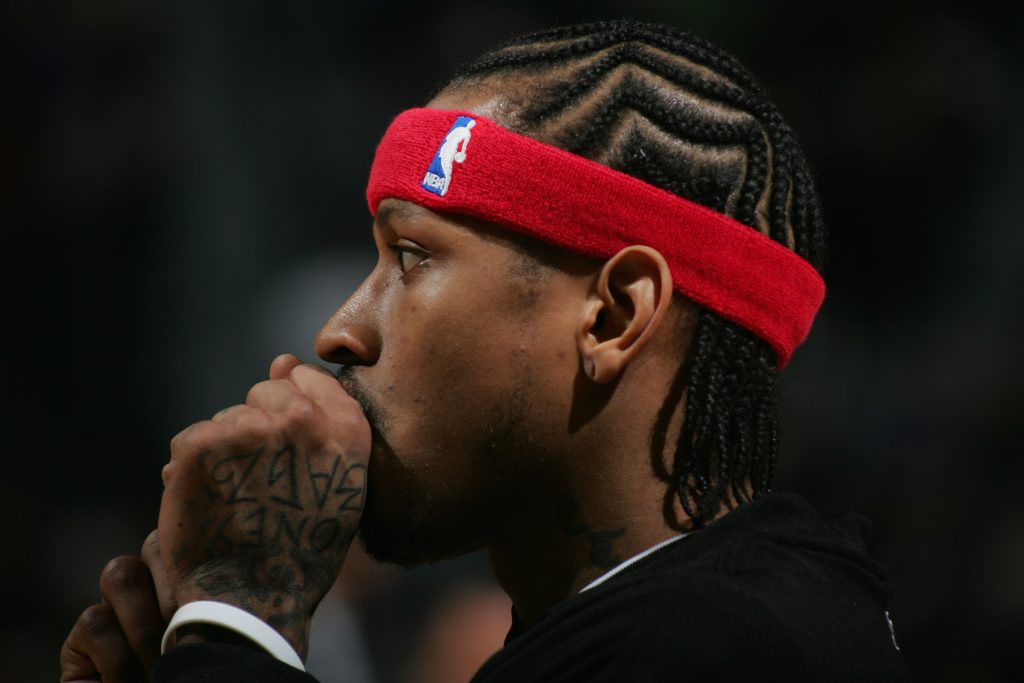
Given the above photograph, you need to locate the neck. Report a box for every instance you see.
[486,337,703,626]
[486,432,690,626]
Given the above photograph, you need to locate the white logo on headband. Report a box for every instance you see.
[422,116,476,197]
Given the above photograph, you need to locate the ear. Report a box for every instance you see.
[576,246,674,384]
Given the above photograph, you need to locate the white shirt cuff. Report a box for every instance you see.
[161,600,306,672]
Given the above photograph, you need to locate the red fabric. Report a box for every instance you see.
[366,108,825,368]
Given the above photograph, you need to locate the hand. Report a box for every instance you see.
[158,354,371,659]
[60,531,176,682]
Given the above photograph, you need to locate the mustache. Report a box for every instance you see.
[334,365,388,438]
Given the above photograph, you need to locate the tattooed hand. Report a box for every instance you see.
[158,354,370,659]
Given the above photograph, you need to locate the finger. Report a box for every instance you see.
[270,353,304,381]
[246,378,308,418]
[298,362,336,377]
[168,417,267,466]
[288,365,371,454]
[210,404,274,438]
[99,556,166,675]
[168,420,222,462]
[59,628,100,682]
[211,404,247,422]
[141,531,177,623]
[288,364,365,419]
[61,604,145,683]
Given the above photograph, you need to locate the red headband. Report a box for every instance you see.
[366,108,825,368]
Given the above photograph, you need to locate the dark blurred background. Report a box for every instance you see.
[3,1,1021,681]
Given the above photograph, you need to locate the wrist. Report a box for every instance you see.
[175,584,313,659]
[162,600,307,671]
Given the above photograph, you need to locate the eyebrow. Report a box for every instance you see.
[375,201,420,230]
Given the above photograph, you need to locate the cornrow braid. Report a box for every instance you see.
[442,19,826,526]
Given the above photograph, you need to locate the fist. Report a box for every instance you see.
[60,531,175,683]
[158,355,370,658]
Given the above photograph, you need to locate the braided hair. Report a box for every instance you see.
[439,20,827,526]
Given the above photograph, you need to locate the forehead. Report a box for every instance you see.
[374,198,426,227]
[426,84,526,130]
[375,197,532,254]
[372,198,509,257]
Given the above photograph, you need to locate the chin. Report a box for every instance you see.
[354,383,535,567]
[357,496,485,567]
[355,458,489,567]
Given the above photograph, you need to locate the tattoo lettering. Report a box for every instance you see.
[587,528,626,568]
[335,463,368,513]
[268,445,302,510]
[270,510,308,549]
[210,448,264,505]
[191,451,365,556]
[556,495,626,569]
[173,444,367,657]
[306,454,340,510]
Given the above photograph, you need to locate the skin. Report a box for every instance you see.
[320,196,697,625]
[60,86,726,682]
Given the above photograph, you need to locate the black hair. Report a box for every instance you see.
[440,20,827,526]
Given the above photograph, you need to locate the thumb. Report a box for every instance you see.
[141,530,177,623]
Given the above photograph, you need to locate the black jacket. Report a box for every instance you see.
[156,492,912,682]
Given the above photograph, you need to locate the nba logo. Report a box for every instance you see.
[422,116,476,197]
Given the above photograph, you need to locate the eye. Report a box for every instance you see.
[398,249,424,273]
[389,241,428,274]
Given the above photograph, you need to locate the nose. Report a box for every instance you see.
[315,285,382,367]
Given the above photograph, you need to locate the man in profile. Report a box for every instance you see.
[61,19,912,682]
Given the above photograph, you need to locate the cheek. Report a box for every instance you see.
[401,286,510,375]
[375,273,575,454]
[376,298,505,440]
